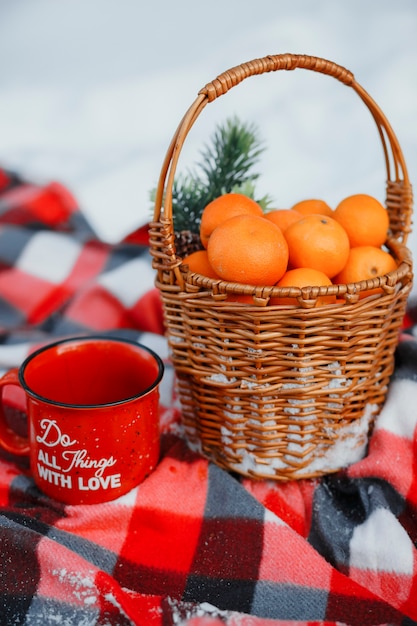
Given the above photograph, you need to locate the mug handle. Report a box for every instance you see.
[0,368,30,456]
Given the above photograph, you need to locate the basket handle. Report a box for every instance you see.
[151,53,412,270]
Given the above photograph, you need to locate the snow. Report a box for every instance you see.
[219,402,376,478]
[187,348,377,478]
[52,568,98,606]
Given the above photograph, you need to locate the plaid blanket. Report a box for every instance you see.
[0,167,416,626]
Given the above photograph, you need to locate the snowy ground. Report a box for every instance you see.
[0,0,416,269]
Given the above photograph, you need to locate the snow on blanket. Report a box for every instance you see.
[0,168,417,626]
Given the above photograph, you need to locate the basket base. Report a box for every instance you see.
[183,402,377,481]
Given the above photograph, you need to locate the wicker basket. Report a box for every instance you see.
[149,53,413,480]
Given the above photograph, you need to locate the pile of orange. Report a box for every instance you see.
[180,192,397,306]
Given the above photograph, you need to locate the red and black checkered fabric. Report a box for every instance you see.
[0,168,417,626]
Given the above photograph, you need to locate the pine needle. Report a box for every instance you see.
[151,116,272,233]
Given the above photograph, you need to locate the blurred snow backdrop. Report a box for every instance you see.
[0,0,416,272]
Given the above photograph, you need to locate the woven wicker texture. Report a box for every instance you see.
[150,53,413,480]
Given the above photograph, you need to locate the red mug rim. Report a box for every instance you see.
[18,335,165,409]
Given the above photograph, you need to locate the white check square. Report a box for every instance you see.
[17,232,81,284]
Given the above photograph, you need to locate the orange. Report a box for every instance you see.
[333,245,397,298]
[181,249,219,278]
[270,268,336,306]
[207,214,289,285]
[284,214,350,279]
[291,198,333,217]
[264,209,303,232]
[199,193,264,248]
[333,193,389,248]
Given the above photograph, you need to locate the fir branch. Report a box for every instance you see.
[151,116,272,233]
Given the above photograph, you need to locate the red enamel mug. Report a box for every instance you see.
[0,335,164,505]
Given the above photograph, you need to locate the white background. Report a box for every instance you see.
[0,0,416,267]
